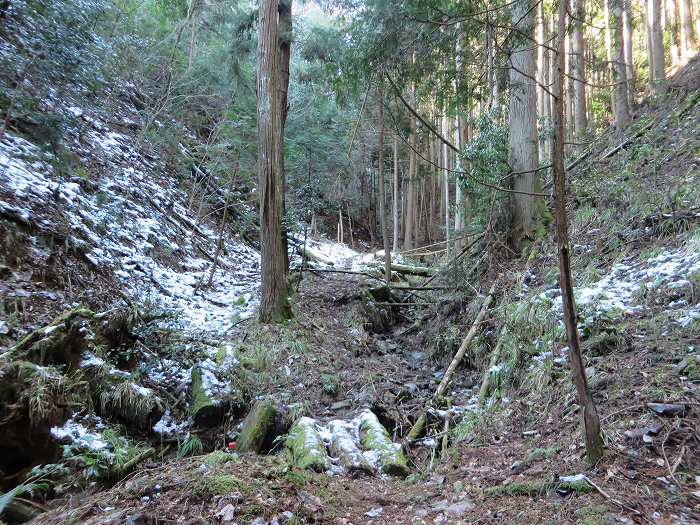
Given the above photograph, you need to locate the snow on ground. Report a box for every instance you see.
[0,108,259,335]
[536,247,700,326]
[50,414,109,452]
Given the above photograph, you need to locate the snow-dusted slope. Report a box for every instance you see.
[0,104,259,335]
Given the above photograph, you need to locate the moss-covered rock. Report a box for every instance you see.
[357,409,409,476]
[285,417,329,472]
[237,399,277,453]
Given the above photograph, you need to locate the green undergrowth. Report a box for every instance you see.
[484,478,594,498]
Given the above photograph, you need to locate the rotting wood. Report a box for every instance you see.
[406,281,498,442]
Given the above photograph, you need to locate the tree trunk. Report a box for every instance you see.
[404,95,416,251]
[378,88,391,284]
[442,109,450,258]
[679,0,697,60]
[509,0,541,252]
[572,0,588,141]
[278,0,292,273]
[613,0,631,129]
[552,0,604,465]
[648,0,667,94]
[392,133,400,252]
[604,0,617,117]
[668,0,682,65]
[257,0,291,323]
[622,0,635,103]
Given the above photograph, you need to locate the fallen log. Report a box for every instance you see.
[406,281,498,442]
[368,261,435,276]
[358,410,409,476]
[297,245,336,266]
[285,417,329,472]
[328,420,374,475]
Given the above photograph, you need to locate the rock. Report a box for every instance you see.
[297,490,323,515]
[285,417,329,472]
[0,319,9,335]
[364,507,384,518]
[126,513,155,525]
[237,399,278,453]
[646,403,687,417]
[217,503,237,522]
[624,424,662,445]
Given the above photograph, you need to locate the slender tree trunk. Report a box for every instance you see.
[552,0,604,465]
[679,0,697,59]
[613,0,631,128]
[257,0,291,323]
[604,0,617,117]
[378,88,391,283]
[392,133,400,253]
[648,0,667,94]
[622,0,635,103]
[442,109,450,258]
[405,105,416,250]
[668,0,682,65]
[509,0,541,251]
[572,0,588,141]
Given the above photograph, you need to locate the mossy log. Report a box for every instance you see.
[237,399,277,453]
[368,261,435,276]
[327,420,374,475]
[358,410,409,476]
[484,478,593,498]
[3,308,96,368]
[189,365,226,427]
[285,417,329,472]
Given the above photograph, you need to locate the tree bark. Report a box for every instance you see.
[622,0,635,103]
[378,87,391,284]
[613,0,630,129]
[647,0,667,94]
[442,109,450,258]
[392,133,400,252]
[404,94,417,251]
[257,0,291,323]
[278,0,292,273]
[552,0,604,464]
[604,0,617,117]
[678,0,697,60]
[572,0,588,141]
[509,0,541,252]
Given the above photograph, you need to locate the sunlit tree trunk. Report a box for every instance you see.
[613,0,630,129]
[647,0,667,94]
[668,0,682,65]
[509,0,541,251]
[604,0,617,117]
[622,0,635,103]
[257,0,290,323]
[572,0,588,142]
[679,0,697,59]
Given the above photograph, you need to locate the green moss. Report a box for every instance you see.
[321,373,340,397]
[575,505,609,525]
[189,365,225,427]
[485,479,593,498]
[284,468,313,487]
[204,474,247,495]
[525,446,561,463]
[358,411,409,477]
[203,450,238,466]
[285,417,329,472]
[237,399,277,453]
